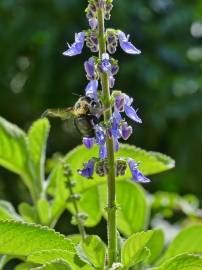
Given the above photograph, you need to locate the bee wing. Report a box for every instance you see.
[41,107,75,120]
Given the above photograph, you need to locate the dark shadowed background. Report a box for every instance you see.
[0,0,202,224]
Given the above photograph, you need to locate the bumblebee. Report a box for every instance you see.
[42,96,101,138]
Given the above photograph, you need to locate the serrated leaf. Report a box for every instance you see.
[158,225,202,264]
[0,117,32,187]
[100,181,149,235]
[121,230,154,267]
[146,229,165,264]
[0,200,21,220]
[28,249,93,270]
[80,236,106,269]
[28,118,50,188]
[0,117,28,175]
[150,254,202,270]
[0,220,74,256]
[31,260,72,270]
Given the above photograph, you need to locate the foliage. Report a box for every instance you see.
[0,116,200,269]
[0,0,201,269]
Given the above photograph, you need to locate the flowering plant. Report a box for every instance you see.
[0,1,201,270]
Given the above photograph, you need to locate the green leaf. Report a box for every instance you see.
[0,220,74,256]
[0,200,21,220]
[146,229,165,264]
[37,199,51,225]
[158,225,202,264]
[18,202,39,223]
[100,180,149,236]
[30,260,72,270]
[28,249,93,270]
[150,254,202,270]
[28,118,50,186]
[67,185,102,227]
[80,236,106,269]
[0,117,32,185]
[48,163,69,227]
[121,230,154,267]
[15,263,37,270]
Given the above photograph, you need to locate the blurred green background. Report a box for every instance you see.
[0,0,202,205]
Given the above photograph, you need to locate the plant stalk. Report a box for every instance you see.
[68,180,86,240]
[97,6,117,267]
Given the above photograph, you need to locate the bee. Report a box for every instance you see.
[42,96,101,138]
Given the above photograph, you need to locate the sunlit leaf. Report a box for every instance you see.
[28,250,92,270]
[0,220,74,256]
[158,225,202,264]
[151,254,202,270]
[121,230,154,267]
[28,118,50,189]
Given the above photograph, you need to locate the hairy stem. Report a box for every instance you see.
[97,6,117,267]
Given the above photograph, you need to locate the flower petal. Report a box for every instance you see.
[63,32,85,57]
[84,57,95,79]
[95,125,106,145]
[118,31,141,55]
[89,18,98,29]
[99,144,107,159]
[128,158,150,183]
[124,105,142,123]
[109,75,115,88]
[121,122,133,140]
[85,80,98,101]
[83,137,94,149]
[78,159,96,179]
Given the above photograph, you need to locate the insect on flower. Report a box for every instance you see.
[42,96,102,138]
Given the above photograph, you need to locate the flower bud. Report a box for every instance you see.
[96,159,108,176]
[116,159,127,176]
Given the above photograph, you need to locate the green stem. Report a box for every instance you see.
[97,7,117,267]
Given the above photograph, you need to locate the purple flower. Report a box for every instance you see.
[111,116,120,138]
[95,125,106,145]
[128,158,150,183]
[89,18,98,29]
[84,57,96,80]
[114,94,125,112]
[118,31,141,55]
[109,75,115,88]
[85,80,98,101]
[114,110,123,123]
[99,53,112,74]
[121,122,133,140]
[114,137,119,152]
[83,137,94,149]
[78,159,96,179]
[124,94,142,123]
[63,32,85,57]
[111,64,119,76]
[99,144,107,159]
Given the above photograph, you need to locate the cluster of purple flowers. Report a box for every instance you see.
[63,0,150,184]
